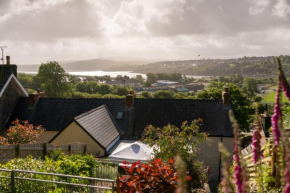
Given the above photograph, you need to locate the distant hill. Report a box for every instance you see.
[60,59,149,71]
[17,58,153,72]
[134,55,290,77]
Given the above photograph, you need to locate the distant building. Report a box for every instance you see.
[184,83,204,92]
[155,80,179,86]
[105,80,140,87]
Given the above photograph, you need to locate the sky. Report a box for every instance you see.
[0,0,290,64]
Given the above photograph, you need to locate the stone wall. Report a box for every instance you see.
[0,80,23,132]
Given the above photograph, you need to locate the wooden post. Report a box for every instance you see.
[43,143,47,159]
[116,174,120,193]
[11,170,16,193]
[84,144,87,155]
[68,144,71,155]
[15,145,19,158]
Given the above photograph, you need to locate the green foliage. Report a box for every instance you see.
[263,91,289,103]
[142,120,208,189]
[0,154,118,192]
[143,81,151,87]
[37,61,74,98]
[152,90,175,99]
[242,77,259,97]
[17,73,34,88]
[146,73,183,84]
[195,82,252,130]
[109,86,130,96]
[141,91,151,99]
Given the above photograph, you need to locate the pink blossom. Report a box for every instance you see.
[252,127,263,164]
[271,84,282,146]
[282,80,290,100]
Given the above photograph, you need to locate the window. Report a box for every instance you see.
[116,112,124,119]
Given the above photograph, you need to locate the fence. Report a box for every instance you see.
[0,168,114,193]
[0,142,86,163]
[241,140,275,188]
[95,160,119,180]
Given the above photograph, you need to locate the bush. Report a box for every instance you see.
[142,120,208,189]
[120,159,191,193]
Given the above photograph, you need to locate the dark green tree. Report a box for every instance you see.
[152,90,175,99]
[195,82,252,130]
[242,77,259,97]
[37,61,74,98]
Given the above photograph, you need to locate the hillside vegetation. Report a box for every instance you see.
[134,55,290,76]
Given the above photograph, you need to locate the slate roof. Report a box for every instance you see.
[7,97,233,138]
[133,99,233,137]
[51,105,120,148]
[7,98,127,133]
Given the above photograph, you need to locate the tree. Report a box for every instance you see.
[36,61,74,98]
[242,77,259,97]
[0,119,44,145]
[173,92,188,99]
[110,86,129,96]
[98,84,111,95]
[142,121,208,189]
[143,81,151,87]
[146,73,157,84]
[141,91,151,99]
[134,75,144,83]
[195,82,252,130]
[152,90,175,99]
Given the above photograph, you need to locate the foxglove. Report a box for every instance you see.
[229,110,247,193]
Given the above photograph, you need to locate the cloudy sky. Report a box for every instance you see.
[0,0,290,64]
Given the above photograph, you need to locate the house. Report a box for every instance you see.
[0,56,28,133]
[1,59,234,192]
[105,79,140,87]
[155,80,179,86]
[50,105,121,156]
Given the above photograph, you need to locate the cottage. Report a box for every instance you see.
[50,105,121,156]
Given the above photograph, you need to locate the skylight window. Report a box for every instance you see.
[116,112,123,119]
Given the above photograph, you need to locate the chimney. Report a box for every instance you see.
[126,90,134,108]
[29,89,44,108]
[222,85,230,105]
[6,56,10,65]
[0,56,17,87]
[260,105,271,137]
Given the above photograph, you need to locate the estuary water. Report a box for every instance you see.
[18,70,206,79]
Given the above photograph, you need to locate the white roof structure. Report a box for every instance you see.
[108,141,154,163]
[0,73,28,98]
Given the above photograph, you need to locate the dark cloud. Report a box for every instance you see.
[143,0,289,37]
[0,0,11,16]
[0,0,102,41]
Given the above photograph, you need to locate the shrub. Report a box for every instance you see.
[120,159,191,193]
[142,120,208,189]
[0,119,44,145]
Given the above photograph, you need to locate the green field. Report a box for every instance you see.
[263,91,289,103]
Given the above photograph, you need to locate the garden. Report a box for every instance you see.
[3,58,290,192]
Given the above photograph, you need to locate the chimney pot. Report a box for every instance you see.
[126,90,134,108]
[6,56,10,65]
[222,85,230,105]
[29,91,45,108]
[37,88,40,93]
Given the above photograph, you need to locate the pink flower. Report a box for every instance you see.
[230,110,247,193]
[282,80,290,100]
[271,84,282,146]
[252,127,263,164]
